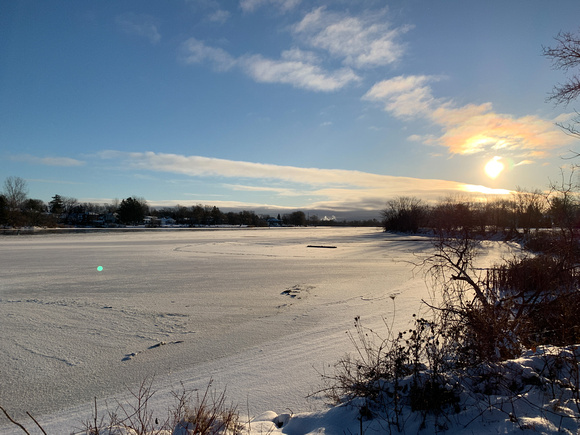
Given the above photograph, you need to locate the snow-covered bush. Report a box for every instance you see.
[319,226,580,432]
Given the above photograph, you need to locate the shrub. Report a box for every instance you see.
[316,313,462,431]
[173,381,242,435]
[0,379,242,435]
[319,226,580,432]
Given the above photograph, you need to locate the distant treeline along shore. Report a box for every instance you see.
[0,176,380,229]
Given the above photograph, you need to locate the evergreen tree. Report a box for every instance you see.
[117,197,148,225]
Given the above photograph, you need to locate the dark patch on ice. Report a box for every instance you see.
[148,340,184,350]
[273,413,292,428]
[281,286,303,299]
[307,245,337,248]
[122,352,138,362]
[281,290,300,298]
[279,284,315,305]
[122,340,184,361]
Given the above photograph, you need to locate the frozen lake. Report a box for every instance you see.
[0,227,435,431]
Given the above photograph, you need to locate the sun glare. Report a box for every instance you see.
[484,156,504,179]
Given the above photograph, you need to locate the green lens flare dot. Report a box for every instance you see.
[97,266,103,272]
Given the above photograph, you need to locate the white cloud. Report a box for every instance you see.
[281,47,319,64]
[240,53,359,92]
[363,75,436,118]
[223,184,302,196]
[180,38,236,71]
[293,7,409,68]
[207,9,231,24]
[240,0,301,13]
[180,38,359,91]
[10,154,85,167]
[115,13,161,44]
[180,6,409,91]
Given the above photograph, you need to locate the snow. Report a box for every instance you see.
[0,227,578,434]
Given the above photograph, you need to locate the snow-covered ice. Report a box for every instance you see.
[0,228,430,430]
[1,227,577,434]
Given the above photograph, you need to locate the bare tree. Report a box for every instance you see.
[382,196,426,233]
[511,187,548,234]
[3,176,28,209]
[544,30,580,106]
[544,30,580,138]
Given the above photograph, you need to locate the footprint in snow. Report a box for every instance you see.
[122,340,184,362]
[280,284,314,299]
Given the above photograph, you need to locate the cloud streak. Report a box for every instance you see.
[180,38,236,71]
[10,154,86,167]
[115,13,161,44]
[98,150,510,210]
[240,0,301,13]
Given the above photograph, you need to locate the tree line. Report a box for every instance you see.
[0,176,379,229]
[382,183,577,238]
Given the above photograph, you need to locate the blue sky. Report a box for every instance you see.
[2,0,580,215]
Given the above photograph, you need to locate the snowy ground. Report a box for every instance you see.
[1,227,576,434]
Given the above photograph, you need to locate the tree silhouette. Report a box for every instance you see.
[117,197,148,225]
[544,30,580,137]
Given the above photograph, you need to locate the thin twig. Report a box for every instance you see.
[0,405,31,435]
[26,412,47,435]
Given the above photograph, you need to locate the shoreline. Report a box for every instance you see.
[0,225,350,236]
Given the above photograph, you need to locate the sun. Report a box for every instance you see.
[484,156,504,179]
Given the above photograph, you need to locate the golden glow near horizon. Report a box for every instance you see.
[484,156,505,179]
[462,184,512,195]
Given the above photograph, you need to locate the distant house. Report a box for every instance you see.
[160,217,176,226]
[267,217,282,227]
[143,216,177,227]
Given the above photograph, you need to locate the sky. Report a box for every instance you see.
[2,0,580,216]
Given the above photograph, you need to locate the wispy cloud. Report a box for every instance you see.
[10,154,85,167]
[99,150,372,185]
[180,6,406,92]
[514,160,535,167]
[223,183,302,196]
[180,38,360,91]
[115,13,161,44]
[239,53,360,92]
[363,75,436,118]
[363,75,575,158]
[180,38,236,71]
[293,7,410,68]
[150,198,284,210]
[207,9,230,24]
[240,0,301,13]
[27,178,84,185]
[98,150,510,210]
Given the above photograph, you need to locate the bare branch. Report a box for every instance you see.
[544,31,580,107]
[26,412,47,435]
[0,405,31,435]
